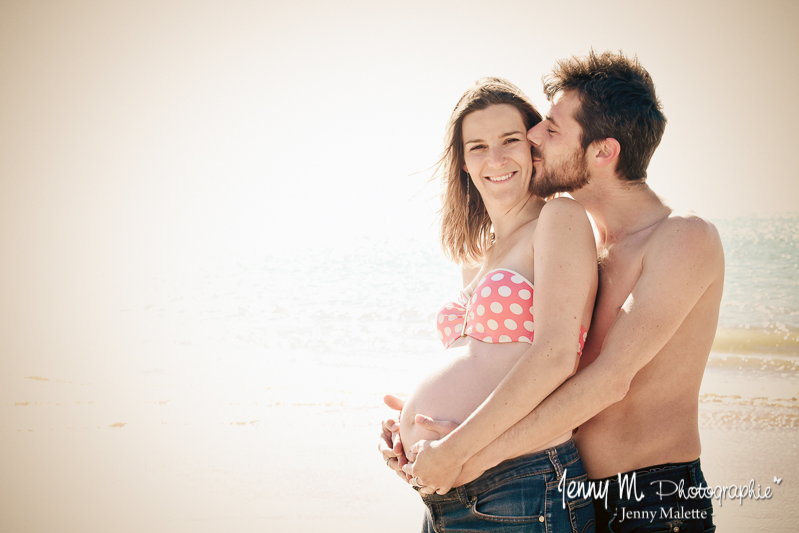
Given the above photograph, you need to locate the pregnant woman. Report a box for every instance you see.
[380,78,598,532]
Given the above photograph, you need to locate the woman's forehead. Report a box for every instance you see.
[462,105,526,139]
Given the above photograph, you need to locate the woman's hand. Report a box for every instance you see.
[405,428,487,492]
[402,439,464,495]
[380,394,461,491]
[379,395,410,483]
[405,415,462,494]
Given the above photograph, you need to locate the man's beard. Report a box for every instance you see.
[531,146,591,198]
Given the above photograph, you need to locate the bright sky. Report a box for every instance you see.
[1,0,798,266]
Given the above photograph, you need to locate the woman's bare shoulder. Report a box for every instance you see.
[537,197,592,237]
[540,196,588,219]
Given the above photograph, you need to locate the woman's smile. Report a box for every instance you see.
[485,171,517,182]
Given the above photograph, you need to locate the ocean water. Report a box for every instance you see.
[4,215,798,433]
[714,215,799,353]
[702,215,799,429]
[115,214,799,430]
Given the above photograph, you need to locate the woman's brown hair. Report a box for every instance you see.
[438,77,542,265]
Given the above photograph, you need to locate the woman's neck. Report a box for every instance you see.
[487,194,546,243]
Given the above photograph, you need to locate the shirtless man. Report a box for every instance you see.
[381,51,723,532]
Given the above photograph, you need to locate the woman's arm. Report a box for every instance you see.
[403,197,598,493]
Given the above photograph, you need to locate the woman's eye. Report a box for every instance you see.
[547,129,556,134]
[505,138,520,144]
[469,145,485,151]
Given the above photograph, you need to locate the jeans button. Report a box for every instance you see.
[539,516,544,523]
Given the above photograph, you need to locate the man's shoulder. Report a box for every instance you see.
[662,210,718,231]
[646,211,724,273]
[653,211,721,247]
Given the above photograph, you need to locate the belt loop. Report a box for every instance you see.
[688,461,699,487]
[457,486,471,507]
[547,448,564,480]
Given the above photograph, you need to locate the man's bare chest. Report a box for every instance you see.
[580,246,645,365]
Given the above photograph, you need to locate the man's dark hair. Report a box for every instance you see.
[543,50,666,182]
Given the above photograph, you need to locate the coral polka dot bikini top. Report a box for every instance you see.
[437,268,588,354]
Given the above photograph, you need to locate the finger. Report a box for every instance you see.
[409,439,426,456]
[386,457,400,472]
[381,418,399,433]
[382,424,401,454]
[380,430,393,452]
[415,414,433,425]
[396,470,411,483]
[402,463,414,477]
[392,430,403,455]
[406,440,423,462]
[415,414,458,437]
[414,414,441,434]
[383,394,405,411]
[380,434,399,459]
[420,486,436,495]
[397,454,408,469]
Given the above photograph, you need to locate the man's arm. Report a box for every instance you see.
[456,216,725,484]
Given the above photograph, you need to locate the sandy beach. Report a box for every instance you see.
[2,367,797,532]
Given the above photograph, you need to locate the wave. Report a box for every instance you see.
[707,352,799,373]
[699,395,799,430]
[711,327,799,356]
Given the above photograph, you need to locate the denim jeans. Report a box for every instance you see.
[419,438,595,533]
[591,459,715,533]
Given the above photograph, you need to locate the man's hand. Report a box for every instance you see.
[452,452,490,487]
[404,414,459,462]
[379,395,409,483]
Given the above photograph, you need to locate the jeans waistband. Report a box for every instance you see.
[588,458,702,486]
[420,438,581,504]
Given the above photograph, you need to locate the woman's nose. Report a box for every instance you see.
[487,145,506,166]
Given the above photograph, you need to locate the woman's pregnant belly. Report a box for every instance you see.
[400,340,567,459]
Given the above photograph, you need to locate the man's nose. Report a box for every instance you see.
[527,123,543,146]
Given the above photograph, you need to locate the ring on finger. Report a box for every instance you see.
[386,457,392,467]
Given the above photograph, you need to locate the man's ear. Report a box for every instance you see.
[592,138,620,168]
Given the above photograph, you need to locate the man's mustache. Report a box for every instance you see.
[531,147,542,160]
